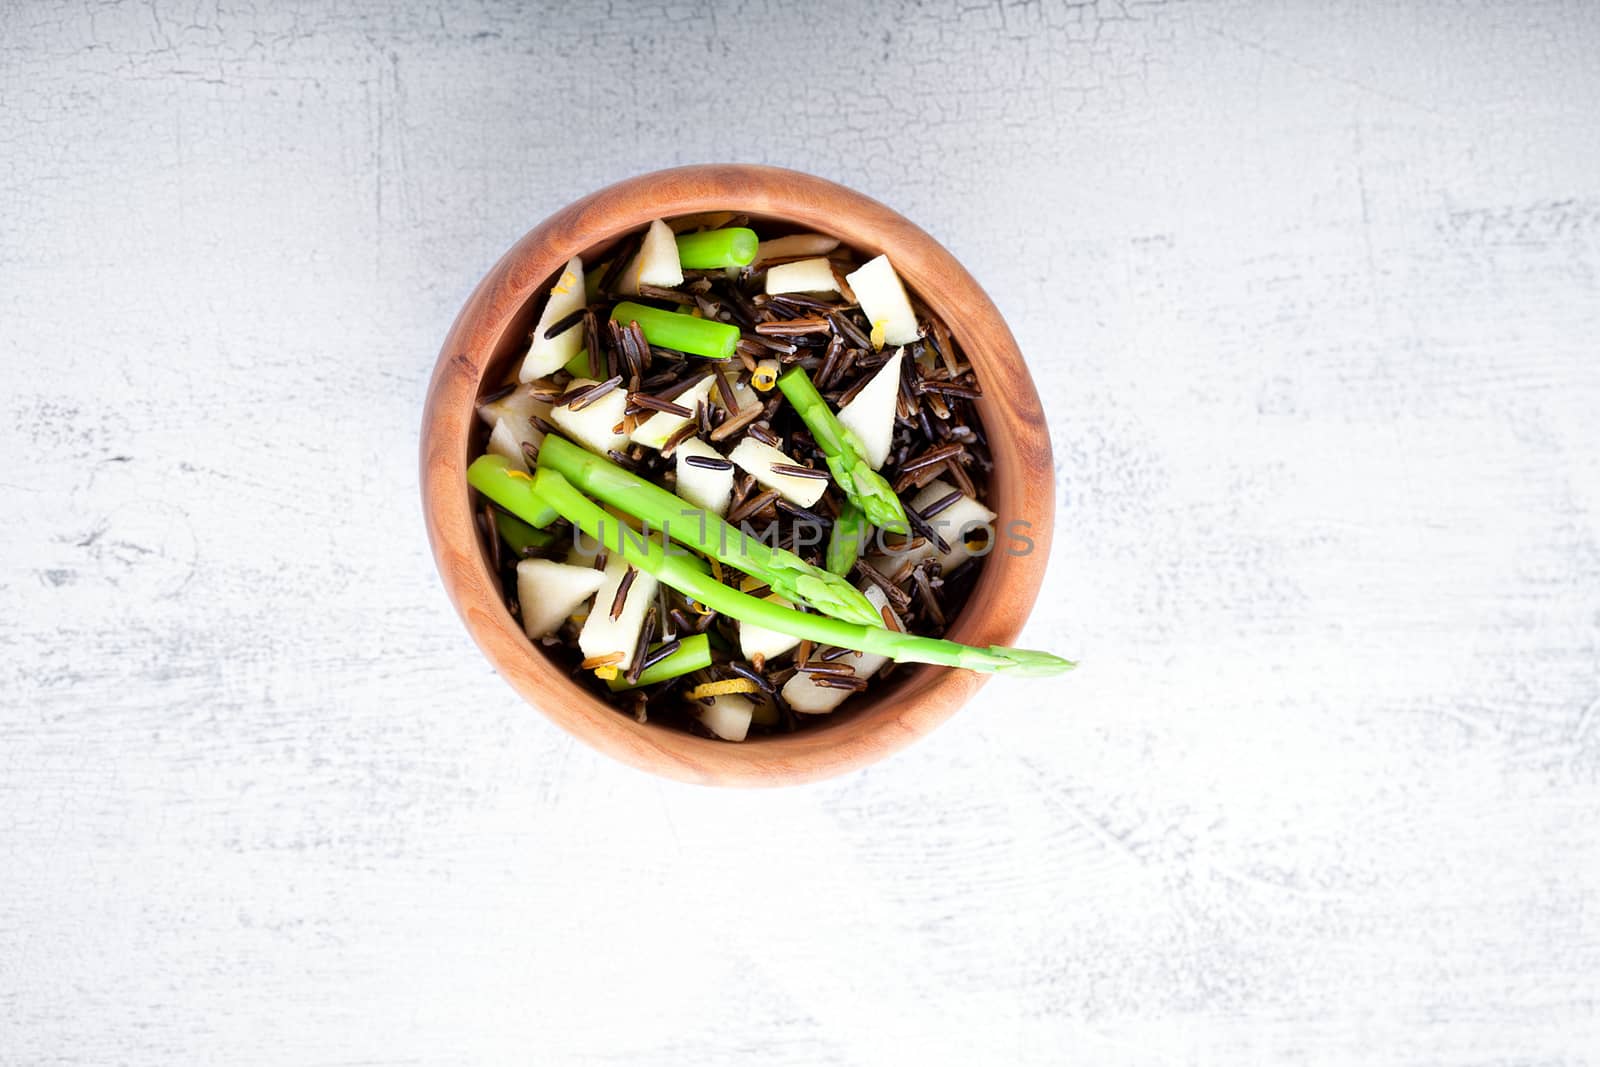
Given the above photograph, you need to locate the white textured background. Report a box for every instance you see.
[4,1,1599,1064]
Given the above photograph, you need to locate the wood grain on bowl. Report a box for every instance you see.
[421,164,1053,786]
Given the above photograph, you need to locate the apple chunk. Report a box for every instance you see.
[631,375,713,450]
[835,348,903,470]
[515,559,606,639]
[673,437,734,517]
[695,693,754,742]
[577,554,659,671]
[618,218,683,295]
[519,256,586,381]
[728,438,828,508]
[780,585,897,714]
[549,379,629,456]
[765,257,840,296]
[845,254,921,346]
[869,479,996,576]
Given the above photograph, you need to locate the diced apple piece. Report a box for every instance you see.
[765,257,840,296]
[695,693,754,742]
[749,697,780,728]
[728,438,828,508]
[869,479,997,578]
[673,437,734,517]
[631,375,714,450]
[781,586,897,714]
[756,233,840,261]
[846,254,921,346]
[618,218,683,295]
[486,417,532,472]
[549,378,629,456]
[836,348,903,469]
[515,559,607,640]
[739,593,802,662]
[478,383,553,469]
[577,554,659,671]
[519,256,586,381]
[477,382,554,429]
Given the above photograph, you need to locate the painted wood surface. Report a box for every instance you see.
[3,1,1598,1063]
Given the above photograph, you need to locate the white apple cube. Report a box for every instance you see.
[549,378,629,456]
[618,218,683,295]
[835,348,903,469]
[515,559,607,639]
[631,375,714,450]
[519,256,587,382]
[780,585,896,714]
[673,437,734,517]
[577,553,659,671]
[728,438,828,508]
[846,254,921,346]
[765,257,840,296]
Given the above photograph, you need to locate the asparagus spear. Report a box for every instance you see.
[537,434,881,628]
[495,510,556,555]
[604,634,712,691]
[776,366,908,531]
[468,454,560,527]
[675,227,758,269]
[530,467,1076,677]
[611,301,739,360]
[826,499,868,576]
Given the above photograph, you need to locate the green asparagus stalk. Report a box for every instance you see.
[776,366,908,531]
[611,301,739,359]
[826,499,868,576]
[605,634,712,691]
[468,454,560,527]
[531,467,1076,677]
[561,347,591,377]
[495,509,556,555]
[675,227,758,269]
[538,434,882,628]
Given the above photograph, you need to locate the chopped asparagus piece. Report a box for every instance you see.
[775,366,906,529]
[468,454,559,528]
[675,227,758,268]
[605,633,712,690]
[611,301,740,360]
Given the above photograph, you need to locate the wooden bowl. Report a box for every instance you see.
[420,164,1053,786]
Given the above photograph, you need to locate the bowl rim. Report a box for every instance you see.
[420,163,1053,786]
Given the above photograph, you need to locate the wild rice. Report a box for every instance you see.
[610,566,638,620]
[754,317,831,336]
[660,420,698,456]
[770,462,827,480]
[630,393,694,418]
[710,360,741,413]
[640,638,682,672]
[900,442,965,473]
[918,488,964,519]
[543,306,587,340]
[684,454,733,471]
[726,488,780,525]
[565,374,623,411]
[637,283,696,305]
[624,606,658,685]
